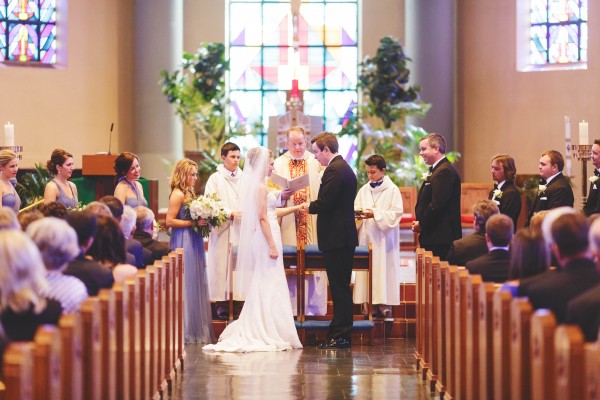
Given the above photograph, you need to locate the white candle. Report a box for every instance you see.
[4,122,14,146]
[579,121,589,145]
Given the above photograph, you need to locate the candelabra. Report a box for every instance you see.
[571,144,592,208]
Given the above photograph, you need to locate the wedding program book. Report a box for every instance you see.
[271,172,310,192]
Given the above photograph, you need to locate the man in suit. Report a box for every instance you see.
[525,150,574,226]
[583,139,600,216]
[133,206,170,263]
[466,214,513,282]
[517,212,600,323]
[412,133,462,260]
[447,199,499,266]
[308,131,358,349]
[488,154,521,230]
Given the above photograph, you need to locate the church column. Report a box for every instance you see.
[405,0,457,152]
[133,0,183,208]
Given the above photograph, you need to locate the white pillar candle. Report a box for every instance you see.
[579,121,589,145]
[4,122,14,146]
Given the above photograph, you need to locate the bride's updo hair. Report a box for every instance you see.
[46,149,73,176]
[169,158,198,197]
[245,147,272,180]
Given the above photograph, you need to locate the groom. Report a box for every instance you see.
[308,131,358,349]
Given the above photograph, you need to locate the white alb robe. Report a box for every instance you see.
[205,164,243,301]
[353,175,403,305]
[273,150,327,315]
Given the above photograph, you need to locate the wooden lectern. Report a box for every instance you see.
[82,154,118,200]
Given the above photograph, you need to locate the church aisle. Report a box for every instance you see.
[170,338,432,399]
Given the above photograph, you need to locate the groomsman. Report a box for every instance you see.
[412,133,462,260]
[488,154,521,230]
[583,139,600,216]
[525,150,574,227]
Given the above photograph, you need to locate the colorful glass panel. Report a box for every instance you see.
[228,0,358,143]
[0,0,56,64]
[530,0,587,65]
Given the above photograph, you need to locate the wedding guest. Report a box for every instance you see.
[39,201,68,219]
[308,132,358,349]
[0,230,62,341]
[412,133,462,259]
[133,206,170,263]
[528,210,549,236]
[274,126,327,316]
[353,155,403,317]
[84,201,112,217]
[501,229,550,296]
[447,200,499,266]
[17,208,43,231]
[0,149,21,213]
[166,158,214,344]
[0,207,19,230]
[87,214,137,284]
[43,149,78,208]
[99,195,144,267]
[114,152,148,208]
[64,211,114,295]
[466,214,514,283]
[584,139,600,216]
[525,150,574,227]
[26,218,87,313]
[204,142,243,319]
[120,204,152,268]
[488,154,521,230]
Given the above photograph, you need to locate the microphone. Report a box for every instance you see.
[108,123,114,155]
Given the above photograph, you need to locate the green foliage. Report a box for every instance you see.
[16,163,52,207]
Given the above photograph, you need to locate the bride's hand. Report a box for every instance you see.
[269,245,278,259]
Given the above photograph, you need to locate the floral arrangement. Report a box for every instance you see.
[185,193,228,238]
[492,189,503,200]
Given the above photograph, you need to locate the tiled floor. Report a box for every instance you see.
[170,339,432,399]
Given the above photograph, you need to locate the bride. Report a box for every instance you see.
[203,147,304,352]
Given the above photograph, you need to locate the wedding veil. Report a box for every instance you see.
[235,146,270,300]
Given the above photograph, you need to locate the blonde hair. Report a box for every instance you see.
[0,206,20,230]
[0,230,48,313]
[169,158,198,198]
[0,149,17,168]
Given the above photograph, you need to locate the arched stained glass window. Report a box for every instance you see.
[0,0,57,64]
[228,0,358,144]
[530,0,587,65]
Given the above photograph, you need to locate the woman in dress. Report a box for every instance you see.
[166,158,215,344]
[203,147,304,352]
[113,152,148,208]
[0,150,21,213]
[43,149,78,208]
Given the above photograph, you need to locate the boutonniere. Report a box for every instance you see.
[422,172,432,181]
[538,184,547,194]
[492,189,503,200]
[589,176,599,184]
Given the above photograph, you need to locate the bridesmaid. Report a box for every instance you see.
[166,158,215,344]
[0,150,21,213]
[44,149,79,208]
[113,152,148,207]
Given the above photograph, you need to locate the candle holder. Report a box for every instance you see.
[571,144,592,208]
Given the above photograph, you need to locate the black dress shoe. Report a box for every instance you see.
[317,337,352,349]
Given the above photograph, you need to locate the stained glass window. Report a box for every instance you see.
[0,0,57,64]
[530,0,587,65]
[229,0,358,145]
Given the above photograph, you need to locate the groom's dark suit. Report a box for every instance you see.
[488,180,521,230]
[525,172,574,226]
[309,155,358,341]
[415,157,462,259]
[583,170,600,216]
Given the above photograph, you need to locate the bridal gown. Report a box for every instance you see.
[203,190,303,352]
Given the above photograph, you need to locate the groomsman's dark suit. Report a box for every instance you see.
[525,173,574,226]
[446,231,487,266]
[488,180,521,230]
[309,155,358,342]
[583,170,600,216]
[415,158,462,259]
[466,248,511,283]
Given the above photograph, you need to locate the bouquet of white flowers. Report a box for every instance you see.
[185,193,228,238]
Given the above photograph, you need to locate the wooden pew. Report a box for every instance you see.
[426,256,440,392]
[510,297,533,400]
[465,274,483,400]
[434,261,447,396]
[420,251,433,380]
[453,268,469,399]
[146,265,158,398]
[176,248,186,370]
[59,313,84,400]
[33,325,62,400]
[443,265,458,398]
[478,282,496,400]
[80,297,103,400]
[492,289,512,400]
[2,342,34,400]
[531,309,557,400]
[98,289,116,400]
[161,254,174,391]
[154,260,168,396]
[414,248,425,371]
[554,325,585,400]
[584,338,600,400]
[113,283,130,400]
[125,276,141,400]
[137,270,150,400]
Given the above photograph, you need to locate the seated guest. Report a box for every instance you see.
[39,201,69,219]
[488,154,521,230]
[87,214,137,283]
[528,210,549,237]
[0,230,62,341]
[518,212,600,323]
[500,229,550,296]
[43,149,78,208]
[447,200,499,266]
[100,195,143,267]
[120,205,152,267]
[133,206,170,263]
[26,217,88,313]
[17,208,43,231]
[64,211,114,295]
[0,206,19,230]
[84,201,112,217]
[466,214,513,282]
